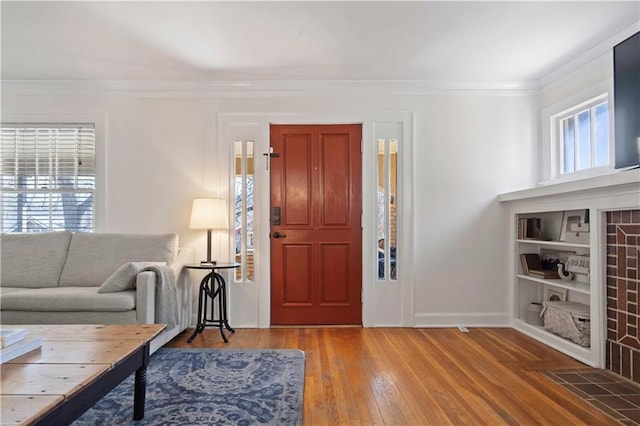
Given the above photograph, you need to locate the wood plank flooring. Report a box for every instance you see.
[166,327,618,425]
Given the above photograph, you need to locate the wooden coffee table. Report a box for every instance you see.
[0,324,165,425]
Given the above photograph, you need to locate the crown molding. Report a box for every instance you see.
[1,79,540,98]
[3,22,637,98]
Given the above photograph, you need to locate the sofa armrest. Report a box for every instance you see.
[171,247,194,279]
[135,271,156,324]
[135,248,194,330]
[172,247,194,330]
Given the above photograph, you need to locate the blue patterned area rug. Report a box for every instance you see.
[74,348,305,426]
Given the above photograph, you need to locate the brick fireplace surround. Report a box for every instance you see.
[607,209,640,382]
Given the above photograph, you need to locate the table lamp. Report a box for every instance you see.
[189,198,228,265]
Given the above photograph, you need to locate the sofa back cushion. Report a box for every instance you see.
[59,233,178,287]
[1,231,73,288]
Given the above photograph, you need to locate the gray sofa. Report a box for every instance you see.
[0,231,193,353]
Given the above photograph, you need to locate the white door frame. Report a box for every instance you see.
[218,112,415,328]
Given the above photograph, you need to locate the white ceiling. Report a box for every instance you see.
[1,1,639,85]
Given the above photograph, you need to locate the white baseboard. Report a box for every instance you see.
[413,313,511,328]
[209,315,511,329]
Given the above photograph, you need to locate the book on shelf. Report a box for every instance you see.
[520,253,542,274]
[528,268,560,279]
[518,217,543,240]
[520,253,560,279]
[0,328,28,349]
[0,334,42,364]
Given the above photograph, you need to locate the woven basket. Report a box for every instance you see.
[541,301,590,347]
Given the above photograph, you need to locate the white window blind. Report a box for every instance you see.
[1,124,95,233]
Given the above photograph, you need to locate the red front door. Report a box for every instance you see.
[270,124,362,325]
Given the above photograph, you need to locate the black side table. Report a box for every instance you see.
[185,262,240,343]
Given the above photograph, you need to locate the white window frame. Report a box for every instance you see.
[554,93,611,176]
[541,86,615,185]
[1,113,106,231]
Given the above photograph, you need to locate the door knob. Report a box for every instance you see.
[272,232,287,239]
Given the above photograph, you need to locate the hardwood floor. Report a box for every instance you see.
[166,327,618,425]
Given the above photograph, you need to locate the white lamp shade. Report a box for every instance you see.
[189,198,228,230]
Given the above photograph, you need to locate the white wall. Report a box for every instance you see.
[1,88,539,327]
[541,52,612,109]
[413,94,539,325]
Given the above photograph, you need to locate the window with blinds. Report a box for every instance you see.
[0,124,96,233]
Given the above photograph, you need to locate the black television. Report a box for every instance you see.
[613,31,640,169]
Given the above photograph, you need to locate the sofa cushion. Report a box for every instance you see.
[98,261,166,293]
[1,310,138,325]
[59,233,178,287]
[1,231,72,288]
[0,287,32,297]
[1,287,136,312]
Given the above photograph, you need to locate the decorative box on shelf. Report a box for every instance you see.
[525,302,544,326]
[565,222,589,244]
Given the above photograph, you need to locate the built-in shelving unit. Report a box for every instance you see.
[512,209,597,366]
[500,170,640,369]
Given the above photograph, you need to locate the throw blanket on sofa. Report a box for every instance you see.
[142,265,179,329]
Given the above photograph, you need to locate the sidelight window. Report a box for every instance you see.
[377,138,398,280]
[234,139,255,282]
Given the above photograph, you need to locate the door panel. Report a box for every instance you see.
[282,244,313,305]
[283,134,312,226]
[271,124,362,325]
[320,243,350,304]
[320,133,350,226]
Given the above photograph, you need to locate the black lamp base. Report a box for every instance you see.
[201,228,216,265]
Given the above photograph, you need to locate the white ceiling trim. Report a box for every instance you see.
[4,21,637,99]
[1,79,540,98]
